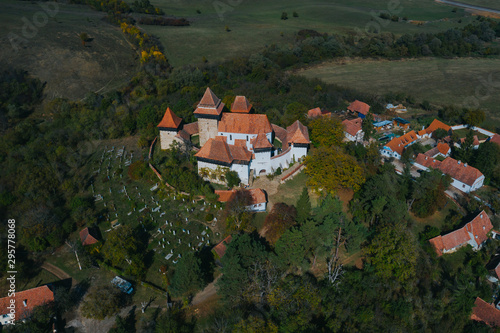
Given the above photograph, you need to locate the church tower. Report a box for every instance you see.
[194,87,224,146]
[157,107,183,150]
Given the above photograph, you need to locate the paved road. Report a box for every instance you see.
[436,0,500,14]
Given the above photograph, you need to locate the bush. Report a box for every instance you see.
[281,12,288,20]
[205,213,214,222]
[293,11,298,17]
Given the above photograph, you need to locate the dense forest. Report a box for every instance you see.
[1,10,500,332]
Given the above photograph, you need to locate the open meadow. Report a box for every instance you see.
[141,0,477,66]
[459,0,500,10]
[0,0,137,100]
[297,57,500,129]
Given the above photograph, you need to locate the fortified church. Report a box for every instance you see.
[157,87,310,184]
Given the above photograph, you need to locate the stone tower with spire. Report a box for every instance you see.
[194,87,224,146]
[157,107,183,149]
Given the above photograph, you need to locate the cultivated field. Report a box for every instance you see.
[459,0,500,10]
[0,0,137,100]
[297,57,500,129]
[141,0,476,66]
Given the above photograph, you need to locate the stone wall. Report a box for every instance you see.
[198,118,218,146]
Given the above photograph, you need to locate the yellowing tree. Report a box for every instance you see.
[305,146,365,194]
[309,116,344,148]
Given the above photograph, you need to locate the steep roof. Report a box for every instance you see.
[425,119,450,135]
[231,96,252,113]
[429,211,492,256]
[307,107,322,118]
[0,285,54,320]
[272,124,288,145]
[218,113,272,134]
[439,157,483,186]
[342,118,363,137]
[437,142,451,155]
[418,129,427,137]
[384,130,418,156]
[471,297,500,327]
[195,138,233,164]
[195,137,251,165]
[212,235,232,259]
[194,87,224,116]
[215,190,235,202]
[286,120,310,145]
[183,122,199,135]
[252,133,273,150]
[80,227,99,246]
[347,100,370,115]
[157,107,182,129]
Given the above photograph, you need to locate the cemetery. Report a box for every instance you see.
[84,142,224,291]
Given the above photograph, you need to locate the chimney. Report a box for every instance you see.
[458,160,461,164]
[464,163,467,167]
[23,300,27,307]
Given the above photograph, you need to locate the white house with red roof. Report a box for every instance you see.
[380,130,419,159]
[414,153,484,193]
[429,210,492,256]
[158,88,310,185]
[342,118,364,142]
[215,188,267,212]
[0,285,54,325]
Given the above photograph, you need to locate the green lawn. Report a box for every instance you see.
[270,171,317,207]
[298,57,500,129]
[139,0,474,67]
[453,128,491,140]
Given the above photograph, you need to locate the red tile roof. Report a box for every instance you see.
[219,113,272,134]
[342,118,363,137]
[176,129,191,142]
[0,285,54,320]
[307,107,322,118]
[157,107,182,129]
[215,189,267,205]
[212,235,232,259]
[384,130,418,156]
[272,124,288,145]
[347,100,370,116]
[425,119,450,135]
[80,227,99,246]
[252,133,273,149]
[429,210,492,256]
[437,142,451,155]
[439,157,483,186]
[194,87,224,116]
[471,297,500,327]
[286,120,310,145]
[490,134,500,146]
[416,153,442,169]
[183,122,199,135]
[418,129,427,137]
[195,138,251,164]
[231,96,252,113]
[460,135,480,146]
[495,262,500,279]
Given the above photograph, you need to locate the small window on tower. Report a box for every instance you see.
[230,135,232,140]
[246,136,249,141]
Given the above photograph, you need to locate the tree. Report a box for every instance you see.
[309,117,344,148]
[263,203,297,244]
[274,228,306,269]
[433,128,448,140]
[80,286,125,320]
[411,169,451,218]
[463,108,485,127]
[366,223,418,285]
[305,146,365,194]
[224,189,254,232]
[296,187,311,224]
[169,251,204,297]
[293,11,299,18]
[225,170,240,188]
[362,112,375,140]
[281,12,288,20]
[454,129,475,163]
[470,141,500,185]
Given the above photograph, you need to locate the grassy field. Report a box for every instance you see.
[140,0,476,67]
[297,57,500,129]
[0,0,137,100]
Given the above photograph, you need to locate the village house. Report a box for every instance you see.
[0,285,54,326]
[471,297,500,327]
[215,188,268,212]
[212,235,232,263]
[307,107,331,119]
[490,133,500,146]
[428,211,492,256]
[158,88,310,185]
[414,153,485,193]
[393,117,410,130]
[342,118,364,142]
[347,100,370,119]
[380,130,418,159]
[373,120,392,132]
[423,142,451,159]
[386,103,407,113]
[79,227,99,246]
